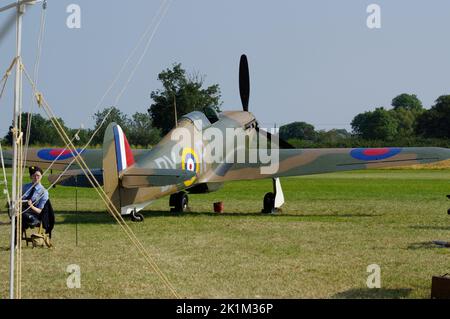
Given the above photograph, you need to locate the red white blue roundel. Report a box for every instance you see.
[181,148,199,186]
[184,153,197,173]
[37,148,84,161]
[350,148,402,161]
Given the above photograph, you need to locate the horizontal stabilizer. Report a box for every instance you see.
[120,167,196,188]
[48,169,103,187]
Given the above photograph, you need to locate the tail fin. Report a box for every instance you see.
[103,123,134,214]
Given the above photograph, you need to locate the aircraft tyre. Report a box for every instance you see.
[170,192,189,213]
[262,192,275,214]
[131,209,144,222]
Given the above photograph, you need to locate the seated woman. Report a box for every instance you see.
[22,166,49,228]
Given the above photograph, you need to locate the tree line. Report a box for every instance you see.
[1,63,450,148]
[280,93,450,148]
[2,110,161,148]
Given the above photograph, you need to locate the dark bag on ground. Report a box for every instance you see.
[40,199,55,238]
[431,274,450,299]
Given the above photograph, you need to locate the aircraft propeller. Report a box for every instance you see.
[238,54,294,149]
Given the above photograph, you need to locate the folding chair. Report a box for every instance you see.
[21,199,54,248]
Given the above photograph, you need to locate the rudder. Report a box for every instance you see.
[103,123,135,214]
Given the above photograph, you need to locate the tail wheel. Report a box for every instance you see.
[131,209,144,222]
[262,192,275,214]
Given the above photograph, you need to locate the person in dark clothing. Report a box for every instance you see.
[21,166,49,229]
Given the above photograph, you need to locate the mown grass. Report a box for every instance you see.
[0,169,449,299]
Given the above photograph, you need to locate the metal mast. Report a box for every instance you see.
[9,0,24,300]
[0,0,41,299]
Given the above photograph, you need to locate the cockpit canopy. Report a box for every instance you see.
[180,111,212,130]
[203,106,220,124]
[179,106,221,130]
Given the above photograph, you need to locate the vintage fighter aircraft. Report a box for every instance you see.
[4,55,450,221]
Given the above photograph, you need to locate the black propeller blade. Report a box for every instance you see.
[239,54,250,112]
[238,53,294,149]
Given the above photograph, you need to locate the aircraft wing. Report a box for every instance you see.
[200,147,450,183]
[1,148,149,170]
[48,169,104,187]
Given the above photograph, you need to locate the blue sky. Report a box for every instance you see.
[1,0,450,138]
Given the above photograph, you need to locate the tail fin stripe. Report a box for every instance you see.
[113,125,135,173]
[113,126,123,172]
[118,128,127,170]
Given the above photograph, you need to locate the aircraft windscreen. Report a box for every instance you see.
[180,111,211,130]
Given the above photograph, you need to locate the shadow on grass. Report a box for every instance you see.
[408,241,449,250]
[410,225,450,231]
[55,210,378,224]
[139,210,378,219]
[58,211,117,225]
[333,288,412,299]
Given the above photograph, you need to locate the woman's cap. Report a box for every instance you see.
[29,166,43,176]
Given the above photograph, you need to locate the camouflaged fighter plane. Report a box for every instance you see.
[4,55,450,222]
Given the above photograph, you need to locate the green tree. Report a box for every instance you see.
[390,108,416,138]
[128,112,161,147]
[351,107,398,140]
[91,107,131,145]
[69,127,93,146]
[148,64,222,135]
[279,122,316,141]
[316,128,350,144]
[3,113,68,146]
[4,126,13,146]
[390,93,424,138]
[391,93,423,111]
[416,95,450,138]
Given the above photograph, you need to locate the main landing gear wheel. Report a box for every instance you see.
[130,209,144,222]
[169,191,189,213]
[261,192,275,214]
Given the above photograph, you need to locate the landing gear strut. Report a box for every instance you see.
[261,178,285,214]
[130,208,144,222]
[170,191,189,213]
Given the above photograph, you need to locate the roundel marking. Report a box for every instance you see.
[350,147,402,161]
[37,148,84,161]
[181,148,199,186]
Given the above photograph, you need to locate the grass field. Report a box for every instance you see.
[0,168,449,299]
